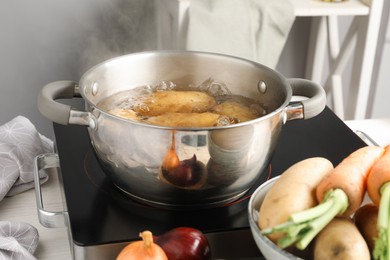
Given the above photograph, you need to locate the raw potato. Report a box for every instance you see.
[353,203,378,252]
[145,112,221,127]
[314,217,370,260]
[258,157,334,242]
[212,101,260,122]
[133,90,217,116]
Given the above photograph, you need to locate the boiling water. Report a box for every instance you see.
[97,79,268,127]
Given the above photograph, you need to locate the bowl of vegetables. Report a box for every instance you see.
[248,176,304,260]
[248,146,389,260]
[248,157,339,259]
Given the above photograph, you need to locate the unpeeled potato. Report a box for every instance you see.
[353,203,378,252]
[133,90,217,116]
[212,100,260,122]
[314,217,370,260]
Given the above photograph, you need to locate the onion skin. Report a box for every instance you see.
[154,227,211,260]
[117,231,168,260]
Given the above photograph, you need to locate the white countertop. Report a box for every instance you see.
[0,118,388,260]
[344,118,390,147]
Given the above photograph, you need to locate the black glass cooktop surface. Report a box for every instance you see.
[53,107,366,250]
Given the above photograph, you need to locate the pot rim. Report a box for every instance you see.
[79,50,292,131]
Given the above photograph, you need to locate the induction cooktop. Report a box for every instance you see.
[52,107,366,259]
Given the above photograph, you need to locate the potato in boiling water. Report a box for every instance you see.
[145,112,221,127]
[212,101,260,122]
[133,90,217,116]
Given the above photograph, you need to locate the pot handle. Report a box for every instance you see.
[38,80,95,127]
[286,78,327,121]
[33,153,68,228]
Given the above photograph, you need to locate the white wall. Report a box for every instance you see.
[370,0,390,118]
[0,0,156,139]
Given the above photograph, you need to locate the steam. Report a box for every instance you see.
[79,0,157,74]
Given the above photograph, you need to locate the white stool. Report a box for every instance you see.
[155,0,384,120]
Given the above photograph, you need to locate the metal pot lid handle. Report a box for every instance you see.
[38,81,95,127]
[285,78,327,121]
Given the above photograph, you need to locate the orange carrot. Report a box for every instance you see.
[316,145,385,216]
[365,144,390,260]
[367,145,390,206]
[262,145,384,250]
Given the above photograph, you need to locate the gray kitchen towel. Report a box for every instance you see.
[0,221,39,260]
[0,116,53,259]
[0,116,53,201]
[186,0,295,69]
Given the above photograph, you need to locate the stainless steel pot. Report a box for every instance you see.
[38,51,326,209]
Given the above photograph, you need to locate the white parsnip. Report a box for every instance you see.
[258,157,333,242]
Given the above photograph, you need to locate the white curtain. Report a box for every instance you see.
[186,0,295,69]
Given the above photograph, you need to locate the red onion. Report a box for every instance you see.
[154,227,211,260]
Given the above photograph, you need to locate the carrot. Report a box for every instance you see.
[317,145,385,216]
[366,144,390,260]
[367,145,390,206]
[262,145,384,250]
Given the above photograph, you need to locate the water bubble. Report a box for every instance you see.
[156,81,176,91]
[198,78,231,96]
[136,103,150,114]
[216,115,239,126]
[135,85,154,95]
